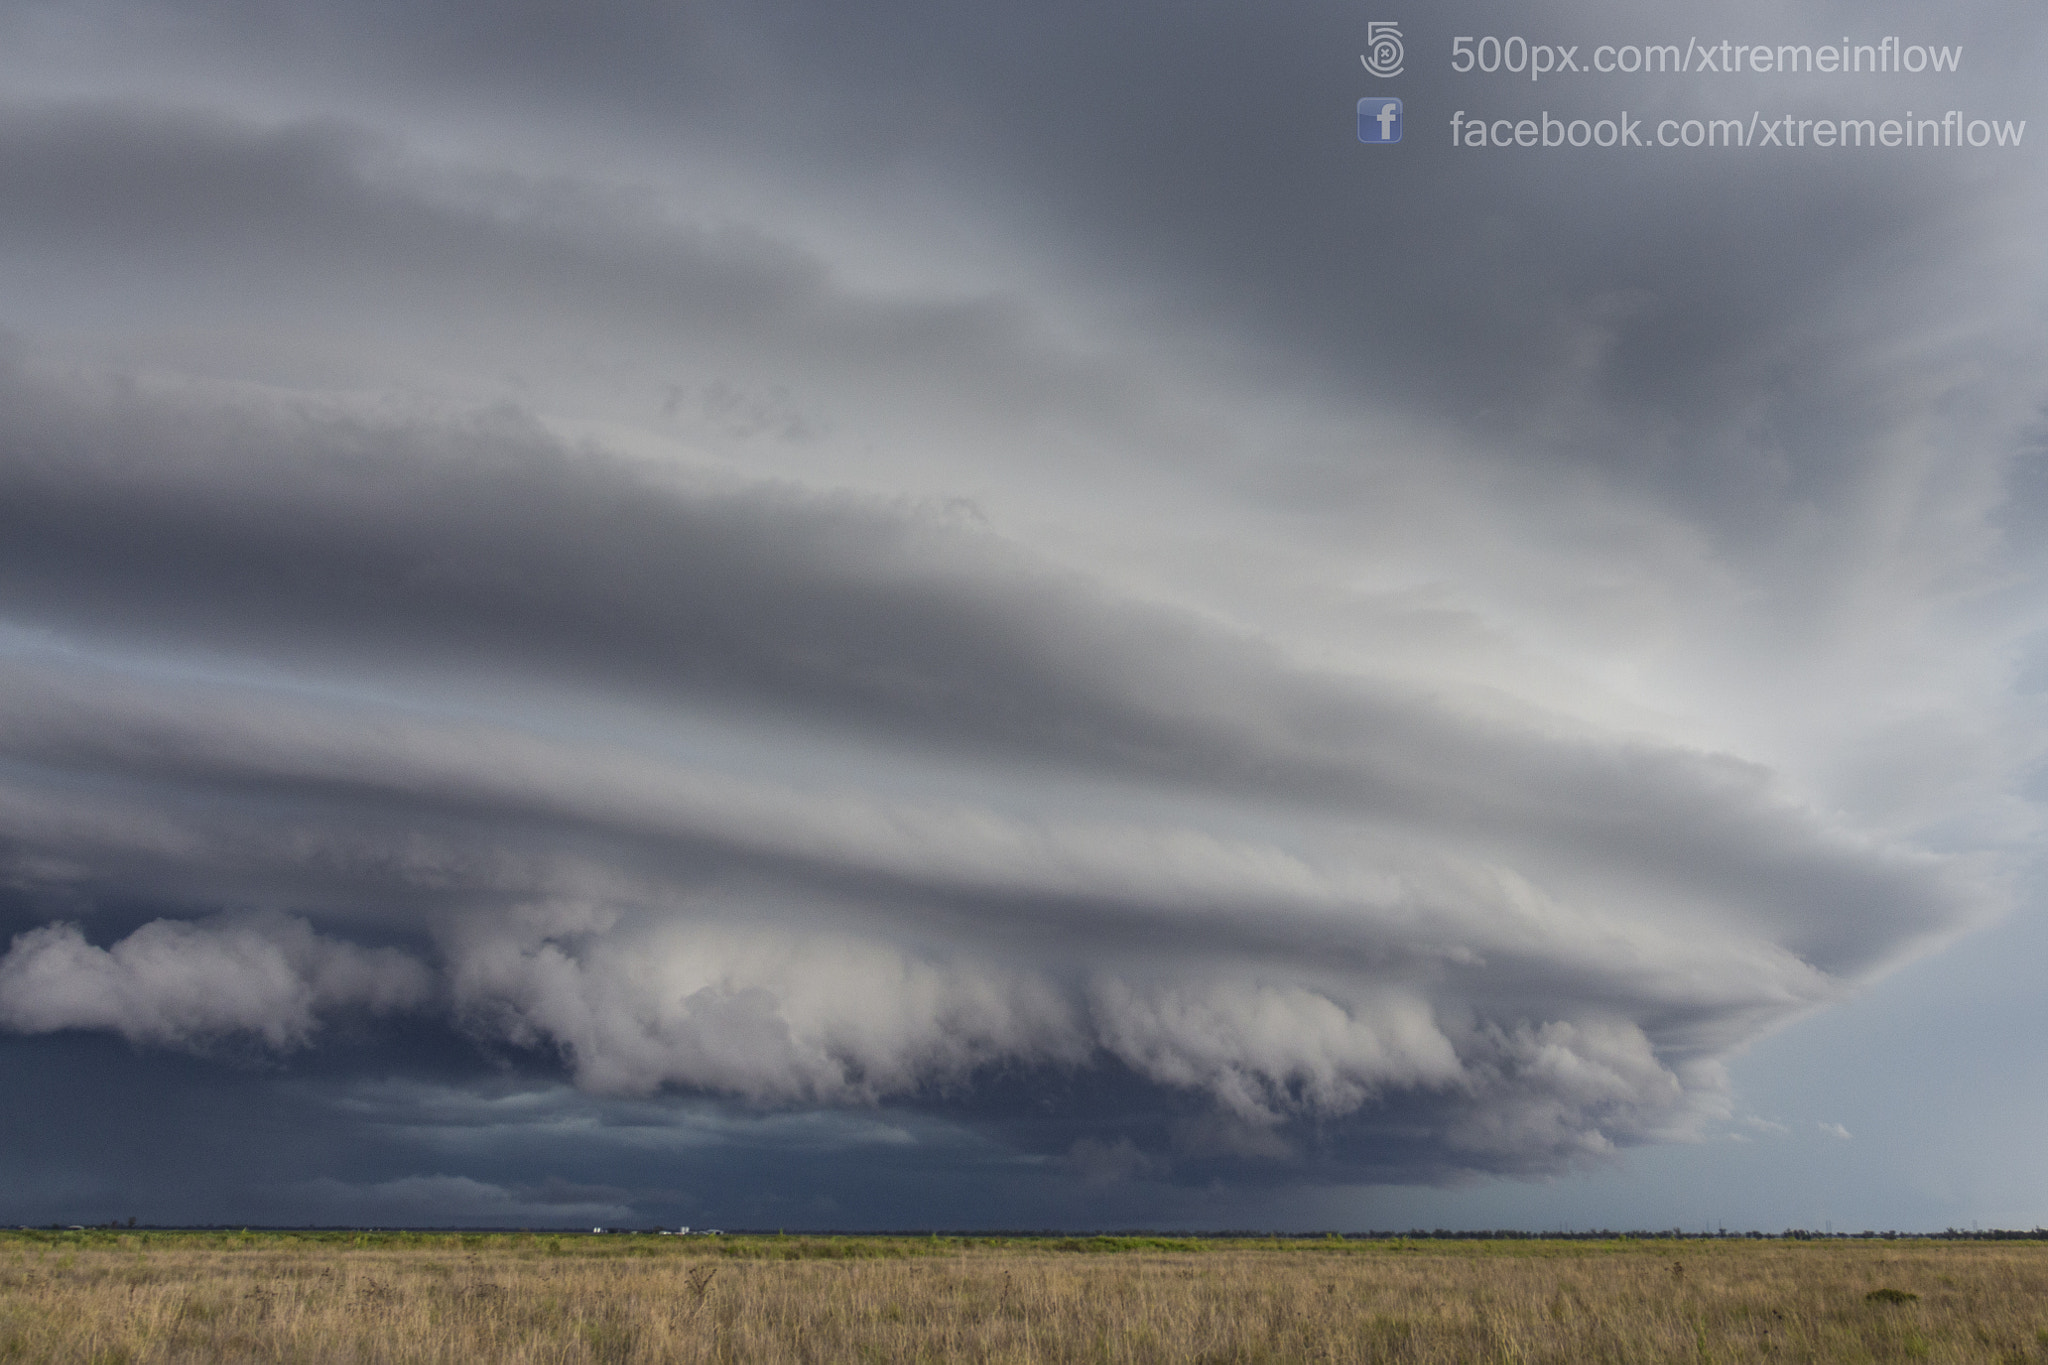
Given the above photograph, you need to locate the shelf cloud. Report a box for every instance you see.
[0,0,2041,1226]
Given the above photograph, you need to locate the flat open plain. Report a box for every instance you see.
[2,1230,2045,1363]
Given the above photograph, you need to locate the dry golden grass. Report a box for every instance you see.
[3,1230,2047,1363]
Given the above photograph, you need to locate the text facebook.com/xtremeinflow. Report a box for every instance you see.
[1445,109,2025,150]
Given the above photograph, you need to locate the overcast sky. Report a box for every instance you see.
[0,0,2043,1232]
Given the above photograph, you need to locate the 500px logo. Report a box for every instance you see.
[1362,22,1404,77]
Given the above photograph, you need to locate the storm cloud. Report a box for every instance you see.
[0,360,1989,1183]
[0,0,2042,1226]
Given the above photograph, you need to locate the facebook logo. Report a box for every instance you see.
[1357,97,1403,143]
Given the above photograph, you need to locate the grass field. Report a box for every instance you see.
[3,1229,2047,1362]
